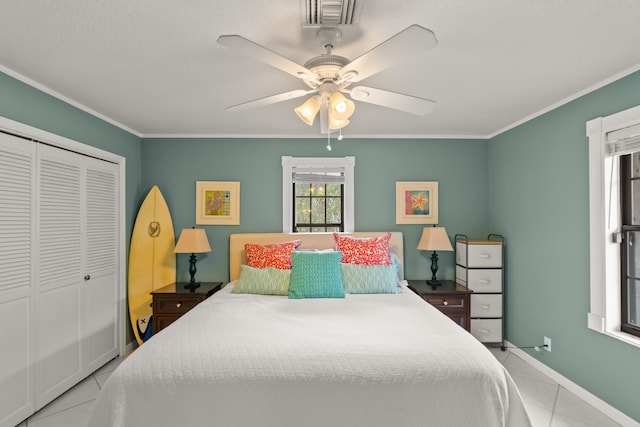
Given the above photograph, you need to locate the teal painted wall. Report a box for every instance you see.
[0,71,143,240]
[0,71,143,342]
[141,137,490,283]
[4,63,640,422]
[488,70,640,421]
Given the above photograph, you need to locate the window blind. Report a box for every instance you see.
[605,123,640,156]
[292,166,345,184]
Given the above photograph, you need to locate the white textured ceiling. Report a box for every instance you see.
[1,0,639,138]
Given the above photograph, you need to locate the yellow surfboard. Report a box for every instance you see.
[128,185,176,345]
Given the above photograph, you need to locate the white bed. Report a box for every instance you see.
[89,232,531,427]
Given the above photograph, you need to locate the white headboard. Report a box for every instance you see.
[229,232,404,282]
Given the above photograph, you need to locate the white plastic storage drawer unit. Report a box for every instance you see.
[456,241,502,268]
[455,267,502,293]
[455,235,505,350]
[470,293,503,318]
[470,319,503,344]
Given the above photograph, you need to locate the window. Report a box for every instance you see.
[294,175,344,232]
[587,105,640,347]
[282,156,354,233]
[620,153,640,337]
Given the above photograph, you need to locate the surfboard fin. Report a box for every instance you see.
[137,314,153,342]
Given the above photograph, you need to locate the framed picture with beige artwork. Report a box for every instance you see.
[195,181,240,225]
[395,181,438,224]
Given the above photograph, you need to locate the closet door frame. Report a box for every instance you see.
[0,116,128,356]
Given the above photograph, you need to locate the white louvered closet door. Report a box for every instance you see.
[0,133,36,427]
[35,144,84,408]
[83,156,118,373]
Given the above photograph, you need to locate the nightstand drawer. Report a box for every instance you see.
[407,280,472,332]
[154,315,181,331]
[151,282,222,335]
[154,295,203,315]
[423,294,466,310]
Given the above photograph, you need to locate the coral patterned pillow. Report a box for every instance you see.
[244,240,302,270]
[333,233,392,265]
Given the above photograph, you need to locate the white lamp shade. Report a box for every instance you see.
[174,228,211,253]
[295,97,321,126]
[328,116,350,130]
[329,92,355,121]
[417,227,453,251]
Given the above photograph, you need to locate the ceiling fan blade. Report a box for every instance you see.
[217,35,316,81]
[348,86,436,116]
[339,25,437,83]
[226,89,317,112]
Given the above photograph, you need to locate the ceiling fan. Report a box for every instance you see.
[217,25,438,134]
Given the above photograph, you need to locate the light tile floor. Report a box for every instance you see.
[488,348,623,427]
[17,350,625,427]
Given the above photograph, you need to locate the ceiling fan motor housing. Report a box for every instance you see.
[303,54,351,87]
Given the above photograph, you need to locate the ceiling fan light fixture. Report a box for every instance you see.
[295,97,321,126]
[328,115,350,130]
[329,92,355,120]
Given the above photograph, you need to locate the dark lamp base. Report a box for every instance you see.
[427,280,443,287]
[184,281,201,292]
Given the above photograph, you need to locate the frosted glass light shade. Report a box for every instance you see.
[295,97,321,126]
[329,116,350,130]
[329,92,355,121]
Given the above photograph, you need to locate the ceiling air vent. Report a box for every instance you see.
[301,0,363,26]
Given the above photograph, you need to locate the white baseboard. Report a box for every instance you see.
[505,340,639,427]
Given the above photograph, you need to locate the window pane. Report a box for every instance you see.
[297,226,310,232]
[295,198,310,224]
[326,197,341,224]
[311,198,325,223]
[311,183,324,195]
[326,183,341,196]
[631,152,640,178]
[295,184,310,196]
[632,180,640,224]
[311,226,327,233]
[627,278,640,327]
[627,231,640,278]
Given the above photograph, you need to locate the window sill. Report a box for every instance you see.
[595,327,640,349]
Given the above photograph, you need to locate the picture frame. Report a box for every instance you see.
[195,181,240,225]
[395,181,438,224]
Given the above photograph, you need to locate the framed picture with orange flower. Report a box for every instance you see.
[196,181,240,225]
[395,181,438,224]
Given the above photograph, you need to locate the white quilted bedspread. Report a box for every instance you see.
[89,283,531,427]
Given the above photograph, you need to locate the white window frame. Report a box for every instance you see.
[587,104,640,348]
[282,156,355,233]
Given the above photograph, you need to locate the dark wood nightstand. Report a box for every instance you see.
[407,280,472,331]
[151,282,222,334]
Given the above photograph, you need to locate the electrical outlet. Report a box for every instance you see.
[544,336,551,352]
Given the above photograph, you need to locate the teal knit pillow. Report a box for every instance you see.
[340,263,399,294]
[289,251,345,299]
[232,265,291,295]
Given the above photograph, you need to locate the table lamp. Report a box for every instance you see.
[173,227,211,291]
[417,225,453,286]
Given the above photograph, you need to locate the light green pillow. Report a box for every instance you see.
[232,265,291,295]
[340,263,399,294]
[288,251,345,299]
